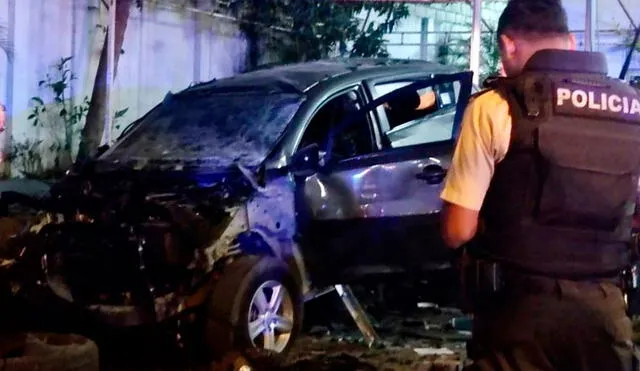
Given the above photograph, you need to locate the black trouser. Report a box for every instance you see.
[465,276,640,371]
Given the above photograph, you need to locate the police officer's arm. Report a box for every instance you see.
[440,92,510,249]
[441,201,479,249]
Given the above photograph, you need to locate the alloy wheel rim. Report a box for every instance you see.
[247,280,295,353]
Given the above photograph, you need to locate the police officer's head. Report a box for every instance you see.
[497,0,576,77]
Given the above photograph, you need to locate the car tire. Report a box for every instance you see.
[0,333,99,371]
[203,255,303,361]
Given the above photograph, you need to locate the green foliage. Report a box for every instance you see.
[436,27,501,83]
[480,28,501,82]
[25,56,89,176]
[237,0,409,64]
[617,26,640,52]
[111,107,130,138]
[132,0,407,64]
[19,56,127,178]
[6,138,44,178]
[113,107,129,124]
[436,33,468,68]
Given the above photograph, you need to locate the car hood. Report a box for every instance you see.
[46,162,256,221]
[49,160,261,214]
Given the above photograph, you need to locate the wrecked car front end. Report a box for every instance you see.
[0,87,305,329]
[2,168,254,326]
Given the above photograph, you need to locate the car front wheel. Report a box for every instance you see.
[203,255,302,360]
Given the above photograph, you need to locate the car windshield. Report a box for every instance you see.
[101,90,304,168]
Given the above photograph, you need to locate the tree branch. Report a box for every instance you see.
[384,6,393,30]
[361,7,372,34]
[616,0,636,29]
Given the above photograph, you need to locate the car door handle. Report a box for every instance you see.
[416,165,446,184]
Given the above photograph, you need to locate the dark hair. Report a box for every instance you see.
[497,0,569,40]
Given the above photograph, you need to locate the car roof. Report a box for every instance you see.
[183,58,461,94]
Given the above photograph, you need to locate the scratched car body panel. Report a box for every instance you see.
[0,58,473,353]
[304,157,452,219]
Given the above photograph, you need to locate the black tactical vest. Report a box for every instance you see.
[479,49,640,278]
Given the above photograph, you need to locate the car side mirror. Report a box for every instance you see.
[290,144,322,177]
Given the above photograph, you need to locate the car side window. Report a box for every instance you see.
[299,89,374,159]
[374,79,462,149]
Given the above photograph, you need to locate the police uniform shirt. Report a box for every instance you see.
[440,90,511,211]
[440,87,640,210]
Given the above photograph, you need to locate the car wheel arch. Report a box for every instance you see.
[235,229,279,258]
[232,229,309,297]
[203,254,303,360]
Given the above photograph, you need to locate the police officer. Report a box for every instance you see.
[440,0,640,369]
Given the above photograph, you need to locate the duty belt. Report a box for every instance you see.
[500,268,623,296]
[464,258,625,297]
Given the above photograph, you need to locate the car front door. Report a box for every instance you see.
[294,72,473,285]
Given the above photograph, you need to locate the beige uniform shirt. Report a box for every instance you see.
[440,90,512,211]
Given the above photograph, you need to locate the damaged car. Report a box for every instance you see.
[0,58,473,358]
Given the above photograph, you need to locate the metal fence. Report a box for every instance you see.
[383,28,640,78]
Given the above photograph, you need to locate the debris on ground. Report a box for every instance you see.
[413,347,455,356]
[0,333,99,371]
[282,286,470,371]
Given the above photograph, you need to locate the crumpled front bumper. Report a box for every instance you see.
[85,284,211,327]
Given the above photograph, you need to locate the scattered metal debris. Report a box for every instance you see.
[417,302,438,309]
[413,347,455,356]
[334,284,380,348]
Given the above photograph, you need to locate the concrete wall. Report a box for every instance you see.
[0,0,249,172]
[382,2,506,63]
[112,5,248,138]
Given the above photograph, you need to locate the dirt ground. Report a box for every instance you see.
[281,309,469,371]
[279,286,469,371]
[97,278,471,370]
[9,288,640,371]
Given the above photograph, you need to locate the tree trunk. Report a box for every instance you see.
[77,0,133,161]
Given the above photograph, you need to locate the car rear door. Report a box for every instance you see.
[295,72,473,284]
